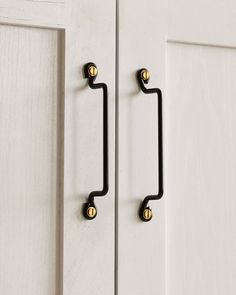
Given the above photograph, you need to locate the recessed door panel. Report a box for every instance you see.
[0,25,64,295]
[166,42,236,295]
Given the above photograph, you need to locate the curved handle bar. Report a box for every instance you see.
[136,68,163,222]
[83,63,109,220]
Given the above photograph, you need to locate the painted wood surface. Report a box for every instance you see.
[118,1,236,295]
[0,0,116,294]
[63,1,116,295]
[0,0,65,28]
[0,24,63,294]
[117,1,166,294]
[166,42,236,295]
[1,1,236,294]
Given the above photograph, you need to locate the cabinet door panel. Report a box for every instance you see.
[0,0,116,294]
[118,1,236,295]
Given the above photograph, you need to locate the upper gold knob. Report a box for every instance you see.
[143,208,152,221]
[88,65,98,77]
[140,69,150,81]
[86,206,97,218]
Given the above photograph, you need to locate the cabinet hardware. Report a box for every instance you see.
[83,63,109,220]
[136,68,164,222]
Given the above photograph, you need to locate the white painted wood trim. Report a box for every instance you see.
[0,0,65,28]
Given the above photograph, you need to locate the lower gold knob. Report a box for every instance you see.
[143,208,152,221]
[86,206,97,218]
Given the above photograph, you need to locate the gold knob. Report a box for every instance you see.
[86,206,97,218]
[88,65,98,77]
[143,208,152,221]
[140,69,150,81]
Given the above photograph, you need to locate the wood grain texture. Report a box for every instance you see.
[0,25,63,295]
[0,0,65,28]
[166,42,236,295]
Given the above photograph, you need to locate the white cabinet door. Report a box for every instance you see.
[117,1,236,295]
[0,1,115,295]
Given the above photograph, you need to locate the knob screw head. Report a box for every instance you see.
[86,206,97,218]
[140,69,150,81]
[88,65,98,77]
[143,208,152,221]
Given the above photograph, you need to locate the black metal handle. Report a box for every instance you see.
[83,63,109,220]
[136,68,163,222]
